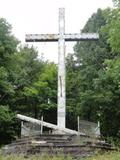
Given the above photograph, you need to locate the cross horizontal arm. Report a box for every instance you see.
[25,33,99,42]
[65,33,99,41]
[25,34,59,42]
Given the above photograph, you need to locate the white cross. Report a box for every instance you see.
[25,8,99,130]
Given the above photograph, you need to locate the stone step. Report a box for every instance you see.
[2,134,115,158]
[13,134,74,143]
[6,140,71,148]
[2,141,115,155]
[26,145,94,156]
[11,135,94,147]
[2,143,94,156]
[14,137,71,143]
[85,141,112,147]
[9,135,75,147]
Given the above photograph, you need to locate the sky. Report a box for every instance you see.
[0,0,113,63]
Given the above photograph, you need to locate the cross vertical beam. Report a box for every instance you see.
[58,8,66,129]
[25,8,99,132]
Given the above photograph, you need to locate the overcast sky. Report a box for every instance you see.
[0,0,113,62]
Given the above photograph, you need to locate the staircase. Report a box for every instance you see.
[2,134,114,158]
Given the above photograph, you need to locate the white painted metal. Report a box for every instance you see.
[25,8,99,131]
[58,8,66,129]
[64,33,99,41]
[77,116,80,133]
[40,116,43,134]
[26,34,59,42]
[26,33,99,42]
[17,114,81,135]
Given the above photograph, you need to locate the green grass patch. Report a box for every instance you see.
[0,153,74,160]
[0,152,120,160]
[85,151,120,160]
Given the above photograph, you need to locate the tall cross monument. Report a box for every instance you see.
[25,8,99,130]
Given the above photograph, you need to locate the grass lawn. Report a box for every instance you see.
[85,151,120,160]
[0,151,120,160]
[0,154,73,160]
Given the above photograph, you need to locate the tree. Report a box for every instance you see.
[0,18,19,106]
[66,54,81,129]
[0,18,20,144]
[7,45,45,114]
[72,8,112,122]
[22,62,57,124]
[113,0,120,7]
[66,8,119,136]
[103,0,120,52]
[94,58,120,137]
[0,105,17,145]
[91,0,120,138]
[72,6,120,138]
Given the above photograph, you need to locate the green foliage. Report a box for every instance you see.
[67,7,120,139]
[0,67,14,95]
[0,106,16,144]
[0,18,18,56]
[66,54,82,129]
[112,0,120,7]
[0,17,57,143]
[21,61,57,120]
[71,9,112,123]
[0,18,21,144]
[103,1,120,52]
[94,58,120,137]
[86,151,120,160]
[0,18,19,106]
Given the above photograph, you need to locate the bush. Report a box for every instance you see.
[0,105,17,145]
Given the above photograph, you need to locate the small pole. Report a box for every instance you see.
[21,121,24,137]
[97,111,101,137]
[77,116,80,134]
[40,116,43,134]
[97,121,101,137]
